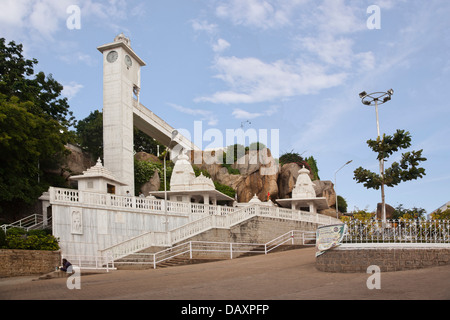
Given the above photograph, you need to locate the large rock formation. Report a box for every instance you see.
[184,148,336,209]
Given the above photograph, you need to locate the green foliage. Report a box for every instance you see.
[248,142,266,151]
[354,130,426,190]
[393,204,426,220]
[134,128,166,155]
[279,152,304,166]
[75,110,103,160]
[0,229,6,248]
[222,145,243,175]
[431,206,450,220]
[134,159,166,195]
[213,181,236,199]
[224,144,245,164]
[279,151,315,177]
[305,156,320,180]
[0,38,75,211]
[75,110,166,160]
[336,195,348,213]
[192,166,211,178]
[3,227,59,251]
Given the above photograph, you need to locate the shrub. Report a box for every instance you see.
[4,227,59,251]
[214,182,236,199]
[0,229,6,248]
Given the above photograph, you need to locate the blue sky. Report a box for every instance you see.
[1,0,449,214]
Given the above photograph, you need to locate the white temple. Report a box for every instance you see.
[276,166,329,213]
[69,158,127,194]
[148,151,235,206]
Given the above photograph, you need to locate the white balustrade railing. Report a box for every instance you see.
[343,219,450,244]
[50,187,233,217]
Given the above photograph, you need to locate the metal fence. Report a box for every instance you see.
[343,219,450,244]
[112,230,316,269]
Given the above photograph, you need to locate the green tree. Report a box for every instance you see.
[336,195,348,213]
[431,206,450,220]
[305,156,320,180]
[0,39,74,215]
[75,110,165,159]
[75,110,103,160]
[354,130,426,217]
[393,204,426,220]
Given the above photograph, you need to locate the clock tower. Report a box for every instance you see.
[97,33,146,195]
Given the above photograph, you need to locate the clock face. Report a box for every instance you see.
[106,50,118,63]
[125,55,132,67]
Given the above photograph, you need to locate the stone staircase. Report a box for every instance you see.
[115,232,316,270]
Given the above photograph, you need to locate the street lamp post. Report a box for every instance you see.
[359,89,394,225]
[164,130,178,232]
[334,160,353,219]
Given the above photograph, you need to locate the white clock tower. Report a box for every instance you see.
[97,33,146,195]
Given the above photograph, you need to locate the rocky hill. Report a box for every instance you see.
[186,149,337,215]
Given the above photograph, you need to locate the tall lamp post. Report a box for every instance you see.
[164,130,178,232]
[335,160,352,219]
[359,89,394,224]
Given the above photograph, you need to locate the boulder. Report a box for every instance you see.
[277,163,301,199]
[376,203,395,220]
[236,169,279,203]
[313,180,336,207]
[140,171,160,196]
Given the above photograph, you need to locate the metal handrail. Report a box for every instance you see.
[112,230,316,269]
[1,214,46,233]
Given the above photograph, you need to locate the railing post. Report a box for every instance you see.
[190,242,193,259]
[230,243,233,259]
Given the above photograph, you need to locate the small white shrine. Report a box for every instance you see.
[69,158,127,194]
[276,166,329,213]
[148,151,234,206]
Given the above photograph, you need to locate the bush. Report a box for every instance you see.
[4,227,59,251]
[0,229,6,248]
[214,181,236,199]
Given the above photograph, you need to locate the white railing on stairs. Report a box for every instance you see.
[99,204,340,262]
[113,230,317,269]
[1,214,51,233]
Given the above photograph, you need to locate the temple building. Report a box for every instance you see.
[276,166,329,213]
[148,150,235,206]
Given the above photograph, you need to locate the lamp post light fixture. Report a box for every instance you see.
[359,89,394,225]
[334,160,353,219]
[163,129,178,232]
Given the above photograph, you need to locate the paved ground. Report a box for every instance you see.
[1,247,449,302]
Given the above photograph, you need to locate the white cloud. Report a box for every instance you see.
[191,19,218,34]
[232,105,280,119]
[216,0,306,29]
[0,0,72,40]
[62,82,84,100]
[311,0,366,35]
[212,38,230,53]
[168,103,218,126]
[196,56,347,104]
[297,35,375,71]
